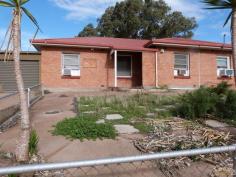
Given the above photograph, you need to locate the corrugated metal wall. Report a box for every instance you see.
[0,61,39,92]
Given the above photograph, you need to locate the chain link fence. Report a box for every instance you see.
[0,145,235,177]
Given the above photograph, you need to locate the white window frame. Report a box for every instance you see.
[174,53,190,77]
[61,53,80,76]
[117,55,132,78]
[216,56,231,76]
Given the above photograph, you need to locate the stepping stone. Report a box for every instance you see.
[81,105,89,107]
[102,107,110,110]
[146,113,155,117]
[105,114,123,120]
[96,119,105,124]
[155,108,167,112]
[114,125,139,134]
[205,119,229,128]
[82,111,96,114]
[163,105,175,109]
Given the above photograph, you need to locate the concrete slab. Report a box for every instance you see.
[205,119,229,128]
[96,119,105,124]
[114,125,139,134]
[82,111,96,114]
[155,108,166,112]
[146,113,155,117]
[105,114,123,120]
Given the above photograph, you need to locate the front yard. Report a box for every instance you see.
[50,83,236,177]
[52,92,177,140]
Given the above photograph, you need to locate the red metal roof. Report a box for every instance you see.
[32,37,232,51]
[148,38,232,49]
[32,37,153,52]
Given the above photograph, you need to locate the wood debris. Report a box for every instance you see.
[133,118,235,177]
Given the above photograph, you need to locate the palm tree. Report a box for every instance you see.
[0,0,40,162]
[202,0,236,82]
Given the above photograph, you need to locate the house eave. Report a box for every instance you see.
[149,42,232,51]
[32,43,112,51]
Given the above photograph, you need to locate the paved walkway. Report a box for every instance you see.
[0,93,143,162]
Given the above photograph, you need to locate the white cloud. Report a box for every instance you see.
[164,0,206,20]
[50,0,122,20]
[51,0,206,21]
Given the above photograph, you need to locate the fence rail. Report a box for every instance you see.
[0,84,43,108]
[0,145,235,176]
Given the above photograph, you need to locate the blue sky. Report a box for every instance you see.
[0,0,232,51]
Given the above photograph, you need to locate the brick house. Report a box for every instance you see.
[32,37,234,91]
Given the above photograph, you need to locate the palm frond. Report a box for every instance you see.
[20,0,30,5]
[9,0,19,6]
[21,7,41,31]
[202,0,232,8]
[224,11,233,26]
[0,0,14,7]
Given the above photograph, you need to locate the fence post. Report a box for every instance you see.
[27,88,30,108]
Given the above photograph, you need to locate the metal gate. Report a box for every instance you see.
[0,60,40,92]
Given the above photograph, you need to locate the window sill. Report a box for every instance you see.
[117,76,132,79]
[61,76,81,79]
[174,76,190,79]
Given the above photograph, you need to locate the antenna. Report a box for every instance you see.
[223,33,226,44]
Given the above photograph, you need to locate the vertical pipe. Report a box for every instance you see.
[155,52,158,88]
[27,88,30,108]
[198,50,201,88]
[233,151,236,177]
[114,50,117,88]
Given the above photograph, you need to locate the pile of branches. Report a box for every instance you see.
[134,118,235,177]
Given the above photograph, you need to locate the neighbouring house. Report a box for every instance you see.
[31,37,234,91]
[0,51,41,92]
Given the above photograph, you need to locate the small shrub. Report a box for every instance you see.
[29,130,39,156]
[215,90,236,120]
[52,118,117,140]
[174,82,236,122]
[175,87,217,119]
[8,174,17,177]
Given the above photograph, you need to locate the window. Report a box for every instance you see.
[216,56,232,77]
[174,53,189,76]
[62,54,80,76]
[117,55,132,77]
[217,56,229,69]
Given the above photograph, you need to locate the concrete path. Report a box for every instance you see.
[0,93,143,163]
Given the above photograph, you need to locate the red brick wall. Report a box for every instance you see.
[157,48,234,88]
[41,47,110,90]
[142,51,156,88]
[40,46,235,90]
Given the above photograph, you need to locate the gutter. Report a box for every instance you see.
[32,43,112,50]
[150,43,232,51]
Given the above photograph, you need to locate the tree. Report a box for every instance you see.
[78,23,98,37]
[202,0,236,83]
[78,0,197,39]
[0,0,40,162]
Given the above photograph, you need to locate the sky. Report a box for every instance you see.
[0,0,232,51]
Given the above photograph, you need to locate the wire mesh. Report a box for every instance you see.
[27,155,236,177]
